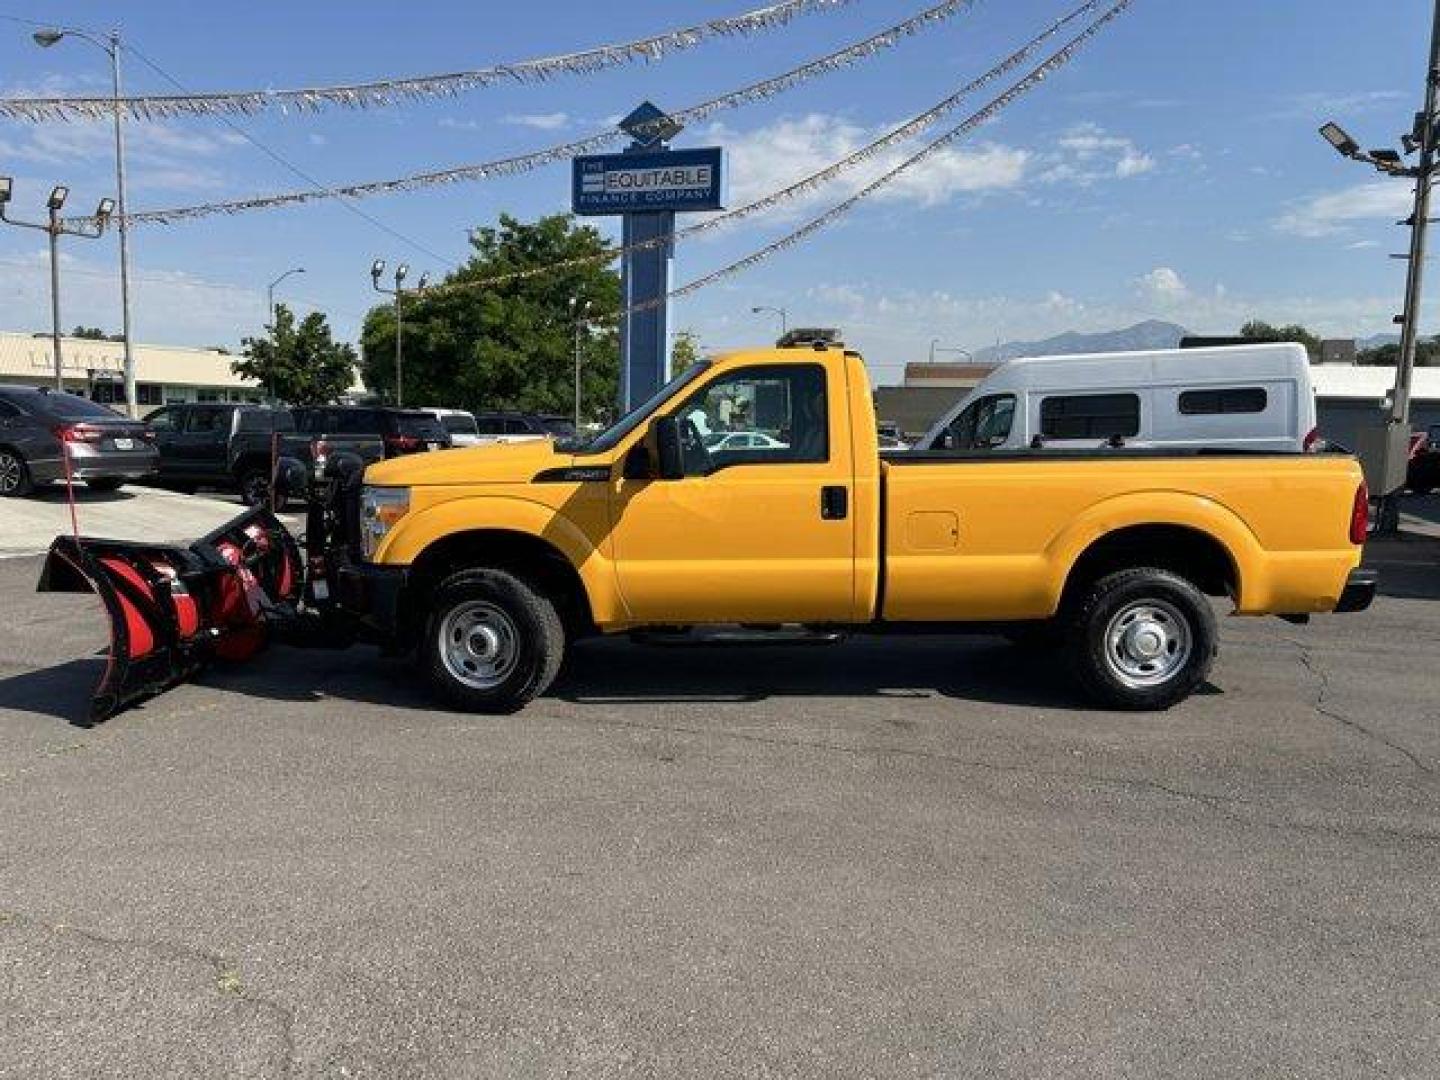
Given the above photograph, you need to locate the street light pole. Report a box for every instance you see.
[929,339,972,365]
[371,261,427,408]
[0,180,113,392]
[34,27,136,417]
[1318,0,1440,533]
[751,305,788,340]
[1389,0,1440,524]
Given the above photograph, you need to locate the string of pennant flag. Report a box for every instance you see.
[0,0,861,121]
[98,0,980,227]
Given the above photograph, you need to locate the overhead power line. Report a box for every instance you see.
[123,41,458,268]
[0,0,859,121]
[106,0,979,227]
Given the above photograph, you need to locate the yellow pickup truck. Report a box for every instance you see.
[330,341,1374,713]
[41,341,1375,723]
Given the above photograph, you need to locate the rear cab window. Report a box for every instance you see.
[440,414,478,437]
[394,413,447,440]
[30,392,124,421]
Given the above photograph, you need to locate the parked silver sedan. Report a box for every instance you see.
[0,385,158,496]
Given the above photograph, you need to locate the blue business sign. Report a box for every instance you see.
[572,147,724,216]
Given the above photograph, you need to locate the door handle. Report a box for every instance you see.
[820,485,848,520]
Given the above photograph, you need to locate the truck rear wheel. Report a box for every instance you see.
[238,468,271,508]
[420,568,564,714]
[1064,567,1216,711]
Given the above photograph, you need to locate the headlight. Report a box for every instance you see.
[360,485,410,559]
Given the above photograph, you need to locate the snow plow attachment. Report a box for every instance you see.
[37,507,304,725]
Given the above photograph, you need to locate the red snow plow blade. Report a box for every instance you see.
[37,507,304,725]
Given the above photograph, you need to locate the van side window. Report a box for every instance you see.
[1040,393,1140,439]
[1178,388,1268,415]
[942,394,1016,450]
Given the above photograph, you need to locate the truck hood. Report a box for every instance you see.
[364,439,570,487]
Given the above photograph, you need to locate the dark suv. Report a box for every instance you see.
[0,385,157,497]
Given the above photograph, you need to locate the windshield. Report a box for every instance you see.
[575,361,712,454]
[441,414,478,436]
[396,413,447,439]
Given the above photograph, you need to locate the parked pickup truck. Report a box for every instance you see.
[332,341,1374,713]
[145,403,451,504]
[40,342,1376,723]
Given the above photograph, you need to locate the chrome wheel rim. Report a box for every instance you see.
[1103,599,1192,689]
[242,473,269,505]
[439,601,520,690]
[0,453,20,495]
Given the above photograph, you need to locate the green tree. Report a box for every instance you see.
[234,304,357,405]
[1238,320,1322,361]
[1358,337,1440,367]
[670,330,702,375]
[360,213,620,418]
[71,325,122,341]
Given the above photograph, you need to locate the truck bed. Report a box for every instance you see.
[879,451,1364,621]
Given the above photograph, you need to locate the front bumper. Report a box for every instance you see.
[335,561,408,637]
[1335,568,1379,613]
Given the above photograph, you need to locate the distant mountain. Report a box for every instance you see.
[972,320,1189,364]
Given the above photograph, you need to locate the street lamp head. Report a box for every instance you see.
[32,29,65,48]
[395,263,409,285]
[417,272,430,290]
[47,185,68,211]
[95,197,115,221]
[0,176,11,205]
[370,258,385,281]
[1319,121,1361,158]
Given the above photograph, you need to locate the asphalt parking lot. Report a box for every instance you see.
[1,491,1438,1078]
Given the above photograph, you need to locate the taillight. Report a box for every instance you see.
[140,429,156,443]
[1303,427,1321,452]
[54,423,103,443]
[384,433,422,454]
[313,438,329,461]
[1350,480,1370,545]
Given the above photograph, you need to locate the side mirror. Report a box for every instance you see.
[653,416,685,480]
[622,442,653,480]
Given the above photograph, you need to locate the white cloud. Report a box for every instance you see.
[502,112,570,131]
[695,114,1029,225]
[1136,266,1188,302]
[1038,122,1156,185]
[1274,181,1412,238]
[0,120,243,196]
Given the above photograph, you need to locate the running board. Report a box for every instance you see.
[630,625,846,647]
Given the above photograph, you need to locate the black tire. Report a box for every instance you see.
[1063,567,1216,711]
[238,468,272,507]
[0,448,33,498]
[85,478,123,492]
[420,568,565,713]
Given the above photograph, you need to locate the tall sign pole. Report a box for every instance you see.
[573,102,724,413]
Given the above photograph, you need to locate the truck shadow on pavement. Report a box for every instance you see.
[31,487,137,505]
[1,638,1216,727]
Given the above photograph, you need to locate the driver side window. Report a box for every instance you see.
[672,364,828,476]
[942,394,1016,450]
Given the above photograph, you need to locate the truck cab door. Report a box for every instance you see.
[610,362,856,625]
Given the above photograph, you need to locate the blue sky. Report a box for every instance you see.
[0,0,1435,383]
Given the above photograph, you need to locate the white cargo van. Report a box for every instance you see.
[915,343,1316,454]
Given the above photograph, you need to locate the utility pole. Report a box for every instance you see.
[570,297,592,430]
[33,27,136,417]
[1319,0,1440,533]
[371,260,428,408]
[1388,0,1440,531]
[0,180,113,391]
[752,305,787,341]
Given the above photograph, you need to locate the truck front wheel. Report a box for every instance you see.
[420,568,565,714]
[1064,568,1216,711]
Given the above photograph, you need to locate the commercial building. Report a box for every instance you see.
[1310,362,1440,446]
[873,361,998,438]
[0,330,261,408]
